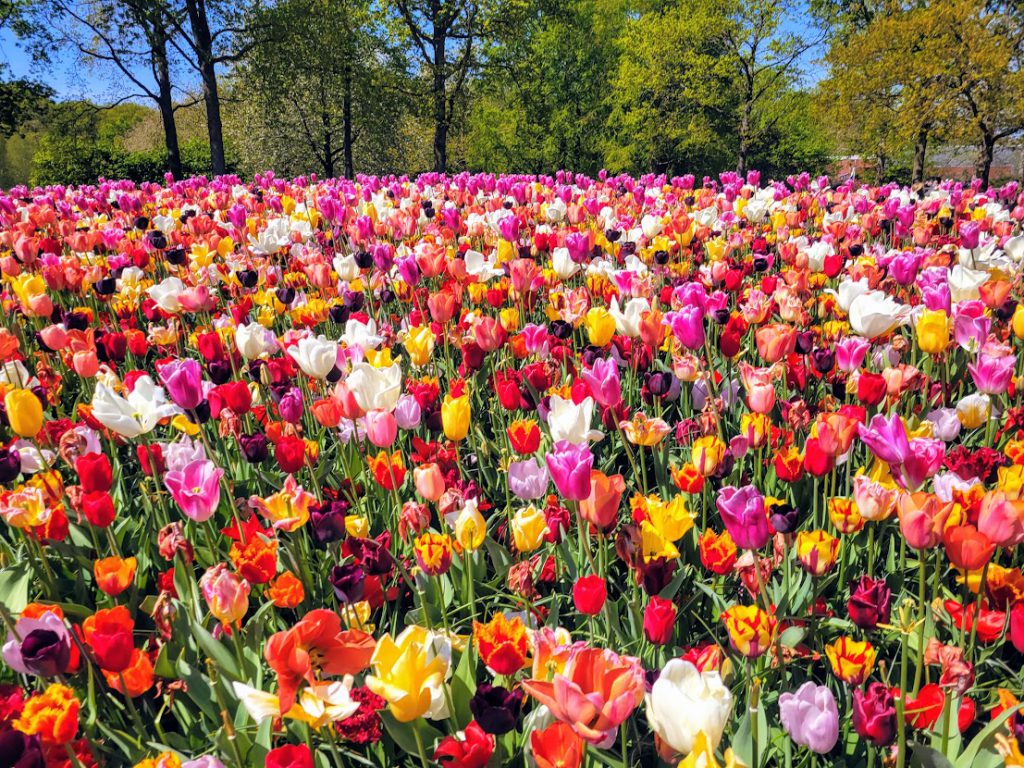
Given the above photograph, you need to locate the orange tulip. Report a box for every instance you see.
[93,556,137,596]
[943,524,996,572]
[522,647,644,747]
[13,683,79,745]
[578,470,626,532]
[755,323,797,364]
[531,722,584,768]
[266,571,305,609]
[474,612,529,675]
[264,609,375,713]
[103,648,155,698]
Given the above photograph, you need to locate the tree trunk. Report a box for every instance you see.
[322,124,334,179]
[185,0,226,175]
[342,62,354,178]
[912,125,929,185]
[977,130,995,188]
[432,14,447,174]
[151,24,181,178]
[737,85,752,176]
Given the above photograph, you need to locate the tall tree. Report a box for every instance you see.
[165,0,262,175]
[387,0,483,173]
[24,0,190,175]
[721,0,825,175]
[232,0,410,178]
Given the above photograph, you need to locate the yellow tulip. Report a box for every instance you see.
[511,504,547,553]
[365,627,449,722]
[1013,305,1024,340]
[441,393,470,442]
[4,388,43,438]
[455,503,486,552]
[915,309,950,355]
[404,325,435,368]
[585,307,616,347]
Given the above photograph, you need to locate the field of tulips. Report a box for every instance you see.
[2,169,1024,768]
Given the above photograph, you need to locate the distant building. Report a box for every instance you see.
[928,145,1022,182]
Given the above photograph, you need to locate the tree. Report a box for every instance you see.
[386,0,485,172]
[164,0,263,175]
[603,0,738,176]
[230,0,411,178]
[466,0,623,174]
[721,0,825,175]
[937,0,1024,185]
[34,0,193,177]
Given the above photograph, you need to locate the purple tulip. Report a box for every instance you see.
[779,682,839,754]
[546,441,593,501]
[716,484,769,550]
[665,305,705,351]
[857,414,910,465]
[159,358,204,411]
[969,353,1015,395]
[508,458,550,500]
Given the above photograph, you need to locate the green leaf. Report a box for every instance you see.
[379,713,443,757]
[191,620,242,680]
[911,744,955,768]
[0,564,31,613]
[955,702,1021,768]
[450,646,478,728]
[779,625,806,648]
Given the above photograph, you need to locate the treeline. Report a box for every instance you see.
[0,0,1021,187]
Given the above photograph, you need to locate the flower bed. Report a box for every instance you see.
[1,170,1024,768]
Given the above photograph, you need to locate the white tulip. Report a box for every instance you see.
[609,296,650,337]
[645,659,733,756]
[147,277,184,313]
[346,362,402,413]
[848,291,910,338]
[551,247,580,280]
[235,323,271,359]
[91,378,181,439]
[288,335,338,379]
[547,395,602,444]
[341,318,384,351]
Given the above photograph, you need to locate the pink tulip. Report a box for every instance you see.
[364,409,398,448]
[164,458,223,522]
[546,441,593,501]
[581,357,621,408]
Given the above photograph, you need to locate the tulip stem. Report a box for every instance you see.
[913,556,927,694]
[967,561,989,661]
[896,615,909,768]
[412,719,430,768]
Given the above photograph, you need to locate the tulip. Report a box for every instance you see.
[531,722,584,768]
[825,636,875,685]
[977,490,1024,547]
[645,659,733,757]
[93,556,137,596]
[3,611,72,677]
[287,334,338,379]
[721,605,776,657]
[454,501,486,551]
[572,575,607,615]
[578,470,625,531]
[897,491,954,550]
[944,524,996,571]
[441,393,471,442]
[691,435,726,476]
[547,395,601,444]
[852,683,897,746]
[795,530,840,576]
[511,504,548,552]
[521,647,644,748]
[665,305,705,350]
[12,683,80,746]
[915,309,951,355]
[158,358,204,411]
[585,307,616,347]
[364,409,398,448]
[716,485,769,550]
[508,458,550,500]
[199,564,250,628]
[848,576,891,629]
[4,388,43,438]
[164,459,223,522]
[779,682,839,754]
[546,441,594,501]
[643,596,677,645]
[404,325,435,367]
[434,721,495,767]
[968,353,1015,395]
[366,626,450,722]
[580,357,621,408]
